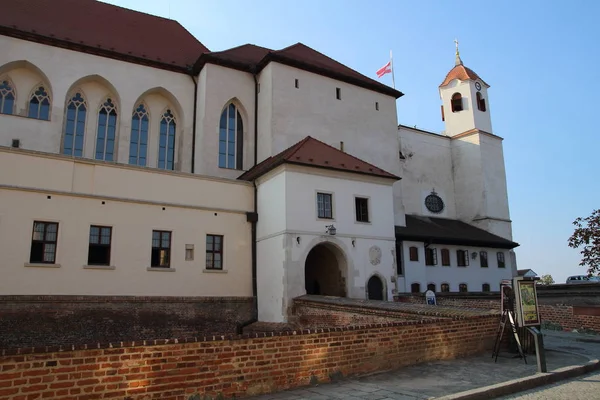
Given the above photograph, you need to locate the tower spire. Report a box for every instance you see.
[454,38,463,66]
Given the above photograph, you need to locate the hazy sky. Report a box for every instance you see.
[104,0,599,283]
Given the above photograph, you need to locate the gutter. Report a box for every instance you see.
[237,71,260,334]
[189,73,198,173]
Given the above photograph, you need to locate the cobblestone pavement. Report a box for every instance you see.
[248,332,594,400]
[496,370,600,399]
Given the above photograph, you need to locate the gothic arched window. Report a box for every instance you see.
[476,92,487,112]
[0,80,15,115]
[95,98,117,161]
[63,92,87,157]
[28,86,51,120]
[158,109,176,170]
[218,103,243,170]
[129,103,149,166]
[451,92,463,112]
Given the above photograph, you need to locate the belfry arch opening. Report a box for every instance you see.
[304,242,347,297]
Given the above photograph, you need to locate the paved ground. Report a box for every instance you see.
[496,370,600,399]
[248,330,599,400]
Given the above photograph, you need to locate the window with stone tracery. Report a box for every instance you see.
[63,92,87,157]
[95,98,117,161]
[0,80,15,115]
[28,86,51,120]
[129,103,149,166]
[218,103,243,170]
[158,109,176,170]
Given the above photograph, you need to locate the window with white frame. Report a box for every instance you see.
[317,192,333,219]
[63,92,87,157]
[129,103,149,166]
[457,249,469,267]
[95,98,118,161]
[425,248,437,266]
[218,103,243,170]
[158,109,176,170]
[0,80,15,115]
[28,86,51,120]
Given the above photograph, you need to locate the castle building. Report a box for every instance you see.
[0,0,518,327]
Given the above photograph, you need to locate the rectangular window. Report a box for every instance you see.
[480,251,488,268]
[295,79,299,88]
[425,248,437,266]
[336,87,341,100]
[497,252,506,268]
[206,234,223,270]
[375,102,379,111]
[457,249,469,267]
[409,246,419,261]
[151,230,171,268]
[441,249,450,266]
[395,241,403,275]
[88,225,112,266]
[317,192,333,219]
[30,221,58,264]
[355,197,369,222]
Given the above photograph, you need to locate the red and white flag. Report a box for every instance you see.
[376,60,392,78]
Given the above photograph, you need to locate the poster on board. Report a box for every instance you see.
[514,279,541,327]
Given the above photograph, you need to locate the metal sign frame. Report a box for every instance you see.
[513,277,541,327]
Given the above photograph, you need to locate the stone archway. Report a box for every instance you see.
[304,242,346,297]
[367,275,385,300]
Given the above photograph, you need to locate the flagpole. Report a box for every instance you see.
[390,50,395,89]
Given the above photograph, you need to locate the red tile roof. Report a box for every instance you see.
[238,136,400,181]
[0,0,208,72]
[195,43,404,99]
[440,64,489,88]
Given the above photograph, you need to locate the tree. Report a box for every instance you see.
[568,209,600,275]
[537,274,554,285]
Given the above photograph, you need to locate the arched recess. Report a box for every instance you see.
[62,75,120,159]
[0,60,52,118]
[218,97,248,170]
[367,273,386,301]
[304,241,347,297]
[131,87,184,169]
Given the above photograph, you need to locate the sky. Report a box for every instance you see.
[105,0,599,284]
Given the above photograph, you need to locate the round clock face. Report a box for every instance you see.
[475,82,482,91]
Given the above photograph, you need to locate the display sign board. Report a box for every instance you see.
[513,278,541,327]
[425,290,436,305]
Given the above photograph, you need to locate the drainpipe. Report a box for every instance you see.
[237,71,260,334]
[189,72,198,173]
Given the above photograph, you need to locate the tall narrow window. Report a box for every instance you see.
[158,109,176,170]
[451,93,463,112]
[497,252,506,268]
[480,251,488,268]
[206,234,224,270]
[409,246,419,261]
[425,248,437,266]
[0,80,15,115]
[336,87,341,100]
[95,98,117,161]
[88,226,112,266]
[316,192,333,219]
[28,86,50,120]
[355,197,369,222]
[441,283,450,292]
[457,249,469,266]
[395,241,403,275]
[411,283,421,293]
[476,92,487,111]
[441,249,450,266]
[459,283,468,293]
[427,283,436,292]
[30,221,58,264]
[151,230,171,268]
[63,93,87,157]
[482,283,491,292]
[129,103,149,166]
[218,104,243,170]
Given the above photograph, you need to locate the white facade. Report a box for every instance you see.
[256,164,396,322]
[0,3,519,323]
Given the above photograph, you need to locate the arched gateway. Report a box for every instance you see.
[367,275,385,300]
[304,242,347,297]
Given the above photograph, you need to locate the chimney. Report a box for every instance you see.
[340,141,344,152]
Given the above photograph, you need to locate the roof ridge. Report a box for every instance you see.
[209,43,273,55]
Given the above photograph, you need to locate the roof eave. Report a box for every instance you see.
[394,231,519,250]
[1,26,192,74]
[257,53,404,99]
[192,52,257,75]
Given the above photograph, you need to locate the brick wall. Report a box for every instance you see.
[0,315,498,400]
[0,296,254,350]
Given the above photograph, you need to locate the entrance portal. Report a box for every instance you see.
[305,243,346,297]
[367,275,384,300]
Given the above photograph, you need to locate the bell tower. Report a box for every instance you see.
[439,41,514,244]
[439,39,492,136]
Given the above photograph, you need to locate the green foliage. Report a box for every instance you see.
[537,274,555,285]
[568,209,600,275]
